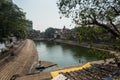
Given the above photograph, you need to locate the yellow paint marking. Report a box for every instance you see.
[50,62,91,78]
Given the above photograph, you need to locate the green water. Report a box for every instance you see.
[35,41,102,68]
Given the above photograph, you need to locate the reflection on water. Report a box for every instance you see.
[35,41,100,68]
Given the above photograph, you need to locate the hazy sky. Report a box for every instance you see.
[13,0,74,32]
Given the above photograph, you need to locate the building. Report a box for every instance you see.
[53,26,72,40]
[24,20,41,39]
[26,21,33,32]
[61,26,72,39]
[54,29,61,39]
[28,30,41,39]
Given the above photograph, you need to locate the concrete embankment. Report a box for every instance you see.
[54,39,120,57]
[0,39,38,80]
[17,39,119,80]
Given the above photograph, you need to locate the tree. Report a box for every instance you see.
[0,0,29,41]
[72,26,97,42]
[72,25,116,43]
[57,0,120,38]
[45,27,55,38]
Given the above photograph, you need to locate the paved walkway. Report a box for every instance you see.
[0,39,38,80]
[16,72,51,80]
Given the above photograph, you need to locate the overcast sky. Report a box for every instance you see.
[13,0,74,32]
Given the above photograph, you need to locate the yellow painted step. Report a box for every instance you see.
[50,62,91,78]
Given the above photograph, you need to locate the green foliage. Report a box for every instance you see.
[88,48,114,59]
[0,0,30,41]
[113,56,120,68]
[115,39,120,43]
[44,27,55,38]
[57,0,120,38]
[72,25,109,42]
[103,45,120,51]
